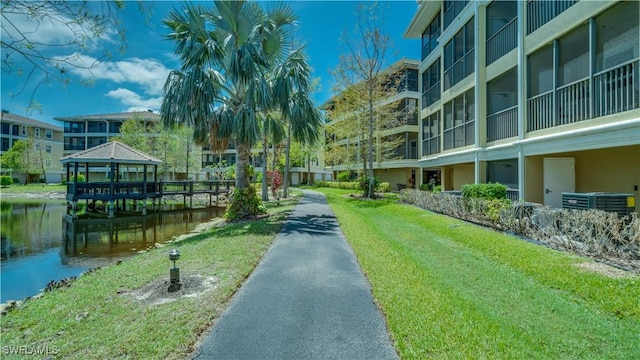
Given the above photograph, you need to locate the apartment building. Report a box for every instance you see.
[405,0,639,210]
[0,110,64,183]
[324,59,421,189]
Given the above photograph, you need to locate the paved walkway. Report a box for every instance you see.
[192,190,397,360]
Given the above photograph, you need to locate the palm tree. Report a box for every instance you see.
[160,1,319,219]
[272,50,323,197]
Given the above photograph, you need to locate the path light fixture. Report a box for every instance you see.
[169,249,180,285]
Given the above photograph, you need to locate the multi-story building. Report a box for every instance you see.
[55,111,161,157]
[324,59,421,189]
[0,109,64,183]
[405,0,639,211]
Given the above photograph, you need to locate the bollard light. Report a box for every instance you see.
[169,249,180,284]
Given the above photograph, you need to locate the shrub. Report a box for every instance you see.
[225,187,267,221]
[433,185,442,193]
[337,171,351,182]
[0,175,13,186]
[400,189,640,270]
[461,183,507,200]
[378,182,391,193]
[419,183,430,191]
[11,177,19,185]
[68,174,86,183]
[358,175,381,194]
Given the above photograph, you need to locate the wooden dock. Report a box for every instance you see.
[65,180,234,218]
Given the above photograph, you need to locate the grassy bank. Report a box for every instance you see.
[0,194,300,359]
[0,183,66,194]
[318,188,640,359]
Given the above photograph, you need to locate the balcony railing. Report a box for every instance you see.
[527,0,579,35]
[487,106,518,141]
[528,60,639,132]
[556,77,590,125]
[487,18,517,65]
[527,90,554,131]
[506,189,520,202]
[594,59,639,117]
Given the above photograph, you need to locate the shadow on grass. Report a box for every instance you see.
[178,212,289,247]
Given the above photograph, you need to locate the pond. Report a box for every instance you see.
[0,200,225,303]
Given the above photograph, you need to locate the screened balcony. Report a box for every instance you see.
[487,69,518,141]
[526,0,579,35]
[486,1,517,65]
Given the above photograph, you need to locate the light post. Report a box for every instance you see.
[169,249,180,285]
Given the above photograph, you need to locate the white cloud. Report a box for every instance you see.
[54,53,170,96]
[1,5,114,50]
[106,88,163,112]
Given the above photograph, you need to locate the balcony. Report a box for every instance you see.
[422,137,440,157]
[487,106,518,142]
[528,60,639,131]
[444,50,473,90]
[527,0,579,35]
[486,18,517,65]
[594,60,639,117]
[422,82,441,109]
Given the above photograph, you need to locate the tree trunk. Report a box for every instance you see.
[283,125,291,198]
[235,142,251,190]
[307,153,312,186]
[261,136,269,201]
[367,86,375,198]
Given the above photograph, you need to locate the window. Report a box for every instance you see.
[45,129,52,139]
[87,121,107,133]
[64,137,86,151]
[559,25,589,86]
[595,1,639,72]
[108,121,122,133]
[11,125,19,136]
[422,111,440,156]
[1,138,9,151]
[35,128,40,138]
[87,137,107,148]
[444,19,475,90]
[45,145,52,153]
[422,59,441,109]
[443,88,474,150]
[64,122,85,133]
[443,0,469,31]
[1,123,9,135]
[527,45,553,97]
[422,12,441,60]
[21,125,26,136]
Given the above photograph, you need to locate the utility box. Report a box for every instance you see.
[561,192,635,217]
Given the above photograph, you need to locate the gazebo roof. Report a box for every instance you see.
[60,141,162,165]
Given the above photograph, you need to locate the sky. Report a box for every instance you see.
[1,1,420,126]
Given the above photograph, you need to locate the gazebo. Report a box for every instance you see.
[60,141,163,218]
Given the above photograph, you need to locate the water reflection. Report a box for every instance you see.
[1,200,224,302]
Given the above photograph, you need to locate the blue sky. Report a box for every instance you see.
[1,1,420,126]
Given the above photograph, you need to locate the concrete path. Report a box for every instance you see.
[192,190,397,360]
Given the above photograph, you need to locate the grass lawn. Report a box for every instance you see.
[317,188,640,359]
[0,183,66,194]
[0,194,300,359]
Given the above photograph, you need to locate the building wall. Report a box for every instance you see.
[0,111,64,182]
[407,0,639,209]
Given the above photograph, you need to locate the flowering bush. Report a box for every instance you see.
[267,170,283,199]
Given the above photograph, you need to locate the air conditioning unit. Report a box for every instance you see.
[561,192,636,216]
